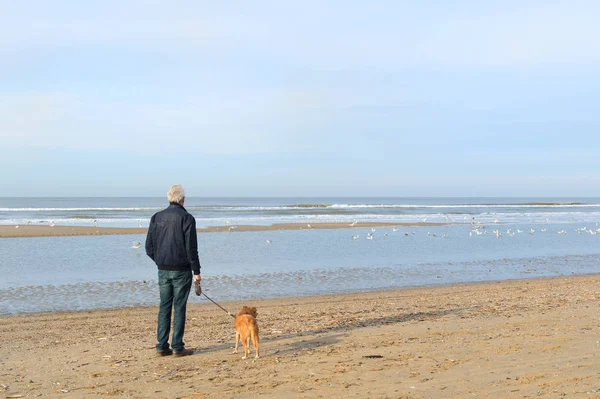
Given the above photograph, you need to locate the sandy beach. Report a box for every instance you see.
[1,275,598,398]
[0,222,445,238]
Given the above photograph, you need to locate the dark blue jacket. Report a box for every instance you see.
[145,203,201,275]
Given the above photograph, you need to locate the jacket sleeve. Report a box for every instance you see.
[184,215,201,275]
[145,215,155,261]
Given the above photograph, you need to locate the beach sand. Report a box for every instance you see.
[0,222,445,238]
[1,275,598,398]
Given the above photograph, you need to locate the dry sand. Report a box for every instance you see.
[0,222,445,238]
[1,275,599,398]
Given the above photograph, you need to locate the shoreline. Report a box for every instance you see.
[1,275,599,398]
[3,273,598,318]
[2,273,598,318]
[0,221,447,238]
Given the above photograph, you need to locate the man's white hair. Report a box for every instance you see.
[167,184,186,203]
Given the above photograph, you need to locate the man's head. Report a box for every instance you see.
[168,184,185,205]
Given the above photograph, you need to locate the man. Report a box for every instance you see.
[145,184,201,357]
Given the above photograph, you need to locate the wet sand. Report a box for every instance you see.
[0,222,445,238]
[1,275,598,398]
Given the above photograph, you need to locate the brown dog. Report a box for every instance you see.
[233,306,259,359]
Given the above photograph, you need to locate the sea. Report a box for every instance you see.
[1,197,599,315]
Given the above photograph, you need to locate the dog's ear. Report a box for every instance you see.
[250,307,257,317]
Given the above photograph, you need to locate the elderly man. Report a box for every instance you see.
[145,185,201,357]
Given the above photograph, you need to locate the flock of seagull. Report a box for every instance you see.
[347,217,600,241]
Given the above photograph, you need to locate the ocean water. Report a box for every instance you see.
[1,197,600,228]
[1,197,599,314]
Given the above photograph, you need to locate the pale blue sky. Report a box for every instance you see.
[1,1,599,197]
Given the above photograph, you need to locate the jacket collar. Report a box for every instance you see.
[168,202,186,211]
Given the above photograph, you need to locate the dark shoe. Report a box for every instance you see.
[157,349,173,357]
[172,348,194,357]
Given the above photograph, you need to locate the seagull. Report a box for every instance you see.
[352,235,360,240]
[540,228,547,232]
[307,224,312,229]
[49,220,55,227]
[494,218,500,224]
[404,232,409,236]
[266,240,272,244]
[529,228,535,235]
[138,219,143,228]
[392,228,398,232]
[93,219,98,228]
[517,229,523,234]
[366,235,374,240]
[131,241,142,249]
[26,220,31,225]
[493,229,501,238]
[371,228,376,232]
[350,221,358,227]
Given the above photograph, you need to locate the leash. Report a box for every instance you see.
[195,281,235,318]
[203,292,235,318]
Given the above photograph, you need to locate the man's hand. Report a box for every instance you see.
[194,274,201,282]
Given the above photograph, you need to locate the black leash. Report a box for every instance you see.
[195,281,235,318]
[203,292,235,318]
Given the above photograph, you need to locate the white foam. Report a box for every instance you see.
[1,203,598,213]
[0,207,161,212]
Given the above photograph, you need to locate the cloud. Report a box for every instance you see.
[1,1,599,160]
[415,3,600,67]
[0,88,346,155]
[2,1,599,69]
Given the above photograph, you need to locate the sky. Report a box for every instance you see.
[1,1,599,197]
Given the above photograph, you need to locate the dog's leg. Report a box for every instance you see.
[241,334,249,359]
[250,328,260,359]
[232,331,240,354]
